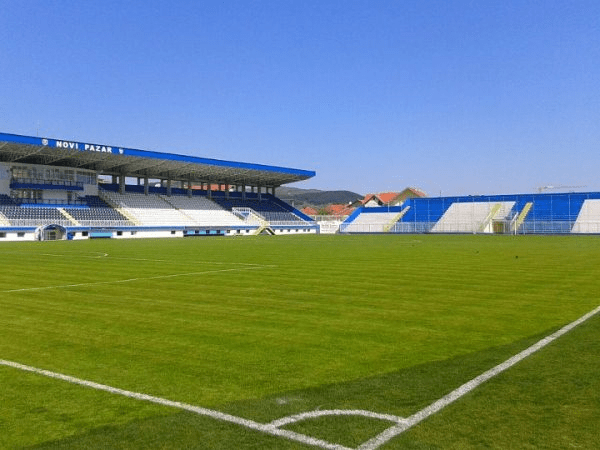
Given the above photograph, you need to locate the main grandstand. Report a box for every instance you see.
[0,132,318,241]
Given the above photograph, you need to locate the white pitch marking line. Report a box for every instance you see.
[2,266,271,293]
[358,303,600,450]
[1,250,270,267]
[36,252,269,266]
[39,252,110,259]
[0,251,111,260]
[0,359,352,450]
[269,409,407,428]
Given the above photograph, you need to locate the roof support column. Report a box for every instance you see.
[242,184,246,200]
[144,177,149,195]
[187,180,192,198]
[119,174,125,194]
[167,179,171,196]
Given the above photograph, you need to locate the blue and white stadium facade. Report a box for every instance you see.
[0,132,318,241]
[341,193,600,235]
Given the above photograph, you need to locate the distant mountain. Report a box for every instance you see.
[276,186,362,208]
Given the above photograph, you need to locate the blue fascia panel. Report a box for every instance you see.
[0,132,315,178]
[125,148,315,177]
[343,207,364,224]
[360,206,404,213]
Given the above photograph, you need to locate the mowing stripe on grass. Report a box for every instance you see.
[1,250,273,266]
[40,252,273,266]
[2,265,274,293]
[359,303,600,450]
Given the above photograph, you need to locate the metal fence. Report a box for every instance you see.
[342,217,600,235]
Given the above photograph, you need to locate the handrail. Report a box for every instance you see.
[11,178,85,188]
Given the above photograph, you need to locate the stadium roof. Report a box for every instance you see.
[0,132,315,187]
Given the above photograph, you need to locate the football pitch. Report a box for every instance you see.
[1,234,599,449]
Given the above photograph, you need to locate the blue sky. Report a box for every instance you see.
[1,1,598,196]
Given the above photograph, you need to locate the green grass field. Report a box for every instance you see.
[1,234,599,449]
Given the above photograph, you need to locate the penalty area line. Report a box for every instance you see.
[2,265,275,293]
[359,303,600,450]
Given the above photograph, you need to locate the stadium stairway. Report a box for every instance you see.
[0,207,10,226]
[478,203,502,232]
[98,190,141,225]
[513,202,533,232]
[384,206,410,232]
[57,208,80,226]
[246,210,273,235]
[159,195,200,224]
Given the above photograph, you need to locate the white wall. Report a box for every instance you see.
[0,230,37,241]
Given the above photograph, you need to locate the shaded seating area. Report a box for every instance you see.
[212,194,309,225]
[0,195,71,226]
[64,196,132,226]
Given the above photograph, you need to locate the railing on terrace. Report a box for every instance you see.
[311,215,349,222]
[387,219,590,234]
[389,222,436,233]
[13,198,88,206]
[232,207,265,222]
[75,220,134,227]
[11,178,85,189]
[7,219,74,227]
[516,220,577,234]
[572,222,600,233]
[269,221,315,226]
[339,222,389,233]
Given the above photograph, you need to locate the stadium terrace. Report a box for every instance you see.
[341,192,600,234]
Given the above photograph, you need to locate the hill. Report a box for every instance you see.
[275,186,362,208]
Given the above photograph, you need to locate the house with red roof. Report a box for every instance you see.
[357,187,427,208]
[301,206,318,216]
[301,204,355,217]
[324,203,355,216]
